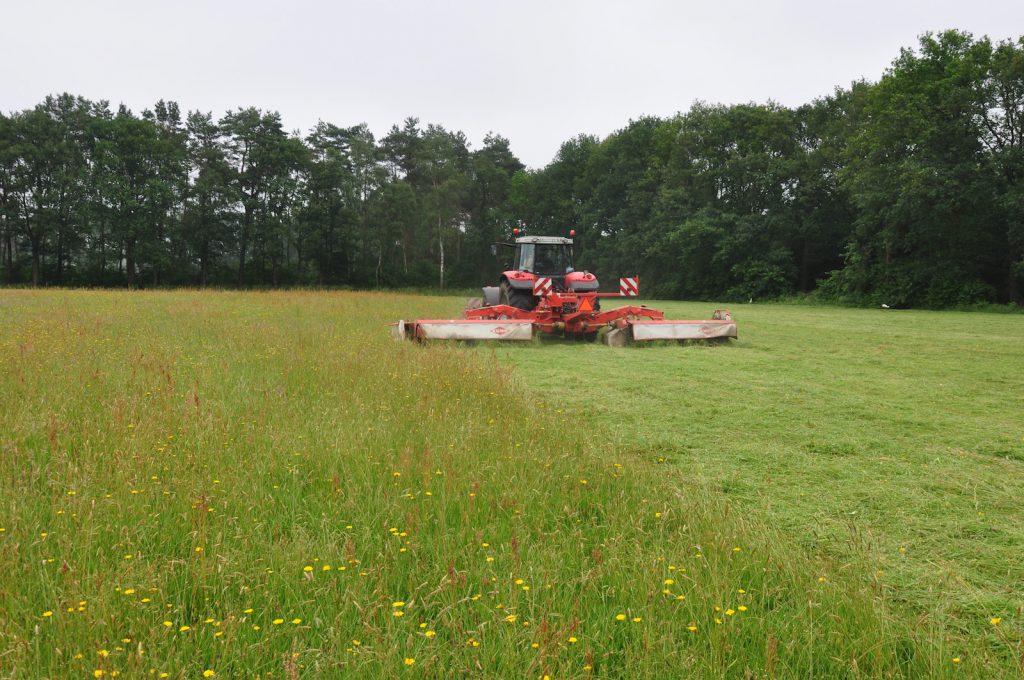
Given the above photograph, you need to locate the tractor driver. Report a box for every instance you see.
[534,248,555,274]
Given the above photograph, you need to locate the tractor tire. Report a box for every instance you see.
[500,283,535,312]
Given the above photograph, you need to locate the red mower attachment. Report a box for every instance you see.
[393,274,738,345]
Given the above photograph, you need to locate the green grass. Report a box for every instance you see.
[490,302,1024,655]
[0,290,1020,678]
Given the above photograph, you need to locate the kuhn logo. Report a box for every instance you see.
[491,326,510,336]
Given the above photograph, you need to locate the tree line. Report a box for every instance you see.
[1,30,1021,307]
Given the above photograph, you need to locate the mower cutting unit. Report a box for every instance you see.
[393,231,737,346]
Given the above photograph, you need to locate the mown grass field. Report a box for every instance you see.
[0,290,1021,679]
[492,302,1024,622]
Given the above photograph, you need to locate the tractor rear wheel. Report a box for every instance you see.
[500,283,535,311]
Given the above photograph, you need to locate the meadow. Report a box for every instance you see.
[0,290,1020,678]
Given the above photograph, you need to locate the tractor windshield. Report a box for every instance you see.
[515,243,573,275]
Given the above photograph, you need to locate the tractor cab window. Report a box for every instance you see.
[515,243,573,275]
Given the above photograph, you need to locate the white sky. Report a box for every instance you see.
[2,0,1023,168]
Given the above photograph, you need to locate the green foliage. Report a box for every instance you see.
[0,30,1022,308]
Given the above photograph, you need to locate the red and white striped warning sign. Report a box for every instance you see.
[619,276,639,296]
[533,277,553,296]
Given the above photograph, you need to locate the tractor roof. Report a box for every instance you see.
[515,236,573,245]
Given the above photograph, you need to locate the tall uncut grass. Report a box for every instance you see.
[0,290,1013,678]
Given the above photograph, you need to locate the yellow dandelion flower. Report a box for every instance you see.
[615,613,626,621]
[663,579,675,585]
[292,618,301,624]
[568,636,578,643]
[425,630,436,638]
[738,605,748,612]
[243,608,253,614]
[93,671,105,678]
[252,625,261,631]
[203,671,215,678]
[123,589,135,595]
[178,626,190,632]
[273,619,284,625]
[531,643,540,649]
[303,566,313,572]
[42,611,53,618]
[393,601,405,607]
[952,657,961,664]
[98,650,109,658]
[726,609,735,616]
[990,617,1001,626]
[393,611,404,617]
[404,658,415,666]
[687,624,697,632]
[162,621,172,628]
[632,617,642,623]
[322,565,331,571]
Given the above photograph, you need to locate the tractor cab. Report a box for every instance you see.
[486,233,600,310]
[513,236,574,276]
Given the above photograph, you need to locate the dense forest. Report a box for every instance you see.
[1,30,1021,307]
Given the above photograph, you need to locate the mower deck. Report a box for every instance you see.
[393,278,737,345]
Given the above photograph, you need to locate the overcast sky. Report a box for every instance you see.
[2,0,1023,168]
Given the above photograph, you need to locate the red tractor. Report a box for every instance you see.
[394,230,737,345]
[485,233,598,313]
